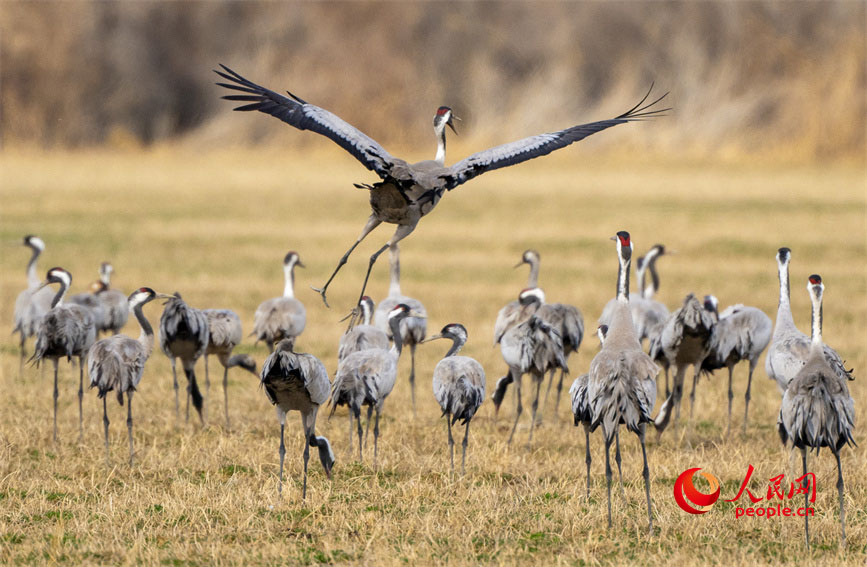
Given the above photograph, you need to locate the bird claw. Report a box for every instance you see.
[310,286,330,308]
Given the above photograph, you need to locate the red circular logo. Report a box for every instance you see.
[674,467,721,514]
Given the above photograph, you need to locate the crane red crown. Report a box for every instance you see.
[436,106,451,116]
[808,275,822,285]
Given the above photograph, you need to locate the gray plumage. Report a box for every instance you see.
[30,267,97,442]
[95,262,129,334]
[765,248,852,394]
[159,292,209,424]
[537,300,584,417]
[425,323,486,474]
[778,275,855,548]
[587,232,657,533]
[68,286,107,334]
[570,324,608,500]
[253,251,306,352]
[260,339,334,499]
[203,308,258,429]
[373,243,426,414]
[216,65,668,306]
[88,287,169,466]
[699,296,772,436]
[493,250,542,347]
[650,292,716,438]
[339,296,388,361]
[13,235,54,372]
[330,304,420,466]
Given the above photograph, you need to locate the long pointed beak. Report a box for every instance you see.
[36,280,50,291]
[408,310,426,319]
[666,250,678,255]
[421,333,444,344]
[297,261,306,268]
[155,293,174,299]
[609,235,617,241]
[513,260,525,269]
[338,309,357,323]
[447,117,458,135]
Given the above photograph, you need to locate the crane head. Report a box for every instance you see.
[776,247,791,265]
[23,235,45,251]
[283,251,304,268]
[434,106,458,134]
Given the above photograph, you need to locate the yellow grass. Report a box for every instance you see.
[0,149,865,565]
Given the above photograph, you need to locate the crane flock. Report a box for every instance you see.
[7,70,857,546]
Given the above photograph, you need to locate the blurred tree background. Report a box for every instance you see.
[1,1,864,161]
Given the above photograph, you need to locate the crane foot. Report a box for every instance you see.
[310,286,330,308]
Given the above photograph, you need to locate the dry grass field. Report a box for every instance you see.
[0,149,865,565]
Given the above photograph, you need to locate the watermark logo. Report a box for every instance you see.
[674,464,816,519]
[673,467,721,514]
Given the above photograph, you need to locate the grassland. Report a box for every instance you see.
[0,149,865,565]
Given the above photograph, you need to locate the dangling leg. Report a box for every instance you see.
[743,359,756,437]
[312,215,382,308]
[277,413,286,498]
[507,373,523,445]
[726,364,734,439]
[301,414,311,500]
[527,372,544,447]
[801,448,809,548]
[461,420,470,475]
[834,449,846,547]
[171,358,179,419]
[446,411,454,474]
[102,396,110,468]
[409,344,417,417]
[78,356,85,441]
[355,223,417,308]
[223,366,230,430]
[614,428,626,500]
[364,405,373,448]
[584,424,592,500]
[639,424,653,534]
[373,406,382,469]
[127,392,135,466]
[604,432,613,528]
[52,359,59,442]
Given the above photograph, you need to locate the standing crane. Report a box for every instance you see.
[699,295,772,437]
[30,268,97,441]
[159,293,209,424]
[338,296,388,361]
[493,250,543,352]
[373,243,427,414]
[95,262,129,335]
[329,304,424,466]
[423,323,485,474]
[587,231,658,533]
[765,248,852,393]
[203,309,258,429]
[87,287,172,466]
[13,235,54,373]
[253,251,306,353]
[260,339,335,499]
[570,324,608,500]
[216,65,668,308]
[778,275,855,548]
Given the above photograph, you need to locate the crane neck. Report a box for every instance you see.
[645,252,661,299]
[776,260,794,323]
[434,121,447,165]
[50,280,69,309]
[132,302,156,358]
[616,255,631,304]
[26,247,41,288]
[388,244,401,297]
[444,336,465,358]
[283,262,296,298]
[389,316,404,357]
[360,302,373,326]
[809,289,823,349]
[526,258,540,288]
[99,271,111,287]
[635,261,647,300]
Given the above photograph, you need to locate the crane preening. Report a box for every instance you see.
[216,65,668,308]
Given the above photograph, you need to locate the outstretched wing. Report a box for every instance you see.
[441,86,669,190]
[215,65,397,179]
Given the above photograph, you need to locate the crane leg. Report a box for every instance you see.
[18,334,26,379]
[102,396,110,468]
[301,416,311,500]
[278,421,286,498]
[541,368,555,421]
[615,428,626,500]
[204,355,210,399]
[364,405,373,448]
[527,373,543,447]
[461,420,470,476]
[356,409,364,461]
[672,366,686,439]
[554,368,567,420]
[688,365,700,419]
[312,215,382,308]
[78,356,85,441]
[446,411,454,474]
[604,433,614,529]
[584,424,592,500]
[52,359,59,443]
[347,412,353,457]
[834,448,846,548]
[507,373,523,445]
[409,344,417,417]
[639,424,653,534]
[373,407,381,469]
[743,360,756,437]
[127,392,135,467]
[801,448,809,548]
[171,358,179,419]
[664,367,670,398]
[223,366,230,430]
[726,365,734,439]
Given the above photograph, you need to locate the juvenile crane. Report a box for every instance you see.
[587,232,657,533]
[88,287,172,466]
[329,304,423,466]
[373,243,427,413]
[570,324,608,499]
[338,296,388,361]
[699,295,772,437]
[13,235,54,372]
[423,323,486,474]
[30,268,97,441]
[253,251,306,352]
[765,248,852,393]
[260,339,335,499]
[203,309,258,428]
[160,293,209,424]
[778,275,855,548]
[216,65,668,307]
